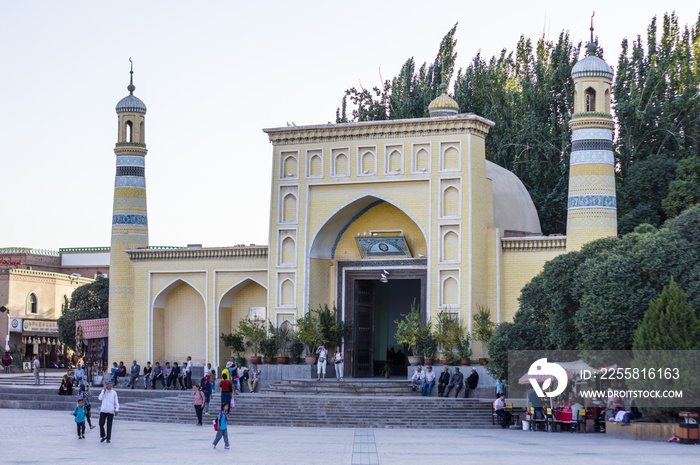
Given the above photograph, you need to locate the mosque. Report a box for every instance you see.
[108,39,617,377]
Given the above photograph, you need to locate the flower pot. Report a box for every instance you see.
[424,358,435,366]
[384,373,390,379]
[305,355,318,365]
[290,357,300,365]
[440,357,448,365]
[407,356,423,366]
[249,356,262,365]
[460,358,471,366]
[263,357,275,364]
[276,356,289,364]
[479,358,489,366]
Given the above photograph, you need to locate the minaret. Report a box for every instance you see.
[566,19,617,251]
[109,59,148,362]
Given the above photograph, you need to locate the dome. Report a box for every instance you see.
[115,94,147,114]
[428,83,459,117]
[571,43,613,80]
[485,160,542,235]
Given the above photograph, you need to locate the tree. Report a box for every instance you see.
[633,278,700,350]
[57,276,109,349]
[663,157,700,219]
[472,306,496,358]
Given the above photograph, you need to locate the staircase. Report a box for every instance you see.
[115,393,496,428]
[264,379,423,396]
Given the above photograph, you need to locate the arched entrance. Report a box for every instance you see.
[152,279,206,365]
[309,195,428,377]
[217,278,267,368]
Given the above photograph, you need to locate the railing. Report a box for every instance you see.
[126,245,269,261]
[115,142,147,148]
[0,247,59,256]
[59,247,111,253]
[501,236,567,251]
[0,268,95,282]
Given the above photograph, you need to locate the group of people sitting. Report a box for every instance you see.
[410,366,480,398]
[109,358,195,390]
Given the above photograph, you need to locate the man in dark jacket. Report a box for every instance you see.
[127,360,140,389]
[437,366,451,397]
[464,368,479,398]
[443,367,464,398]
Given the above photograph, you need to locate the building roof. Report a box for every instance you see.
[428,83,459,117]
[115,94,147,114]
[571,43,614,80]
[485,160,542,235]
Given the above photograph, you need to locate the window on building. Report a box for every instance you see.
[585,88,596,112]
[27,293,38,314]
[126,121,133,142]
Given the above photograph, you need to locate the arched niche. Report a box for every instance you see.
[442,186,460,217]
[282,193,297,223]
[152,279,206,365]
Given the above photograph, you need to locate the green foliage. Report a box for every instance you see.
[394,299,428,356]
[315,304,351,349]
[434,310,461,352]
[486,322,544,381]
[220,332,245,358]
[295,309,322,354]
[455,333,472,359]
[614,13,700,231]
[269,322,293,356]
[442,352,460,366]
[289,340,304,358]
[57,276,109,349]
[420,332,438,359]
[633,278,700,350]
[236,317,267,356]
[667,204,700,247]
[472,306,496,357]
[259,337,278,358]
[663,157,700,218]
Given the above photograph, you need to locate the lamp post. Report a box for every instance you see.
[0,306,13,372]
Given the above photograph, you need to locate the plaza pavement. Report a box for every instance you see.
[1,408,696,464]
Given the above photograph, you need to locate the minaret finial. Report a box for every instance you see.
[127,57,136,95]
[586,11,597,55]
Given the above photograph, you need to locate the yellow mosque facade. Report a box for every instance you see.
[108,42,617,376]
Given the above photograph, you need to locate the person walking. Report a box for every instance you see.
[98,381,119,443]
[219,373,232,409]
[32,355,40,385]
[193,384,205,425]
[316,344,328,381]
[74,399,87,439]
[333,347,344,381]
[202,374,212,414]
[212,403,230,449]
[78,385,96,430]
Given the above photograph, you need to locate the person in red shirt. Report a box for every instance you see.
[219,373,232,409]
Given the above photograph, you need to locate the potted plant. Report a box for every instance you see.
[456,333,472,366]
[435,310,461,365]
[220,331,246,365]
[296,308,322,364]
[394,299,427,366]
[381,362,392,379]
[317,304,352,350]
[473,306,495,365]
[443,352,460,366]
[289,339,304,364]
[421,332,438,366]
[270,322,292,364]
[237,316,267,365]
[260,337,277,364]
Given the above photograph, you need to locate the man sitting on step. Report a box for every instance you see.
[127,360,140,389]
[437,367,451,397]
[464,368,479,398]
[443,367,464,398]
[410,366,424,391]
[422,365,436,397]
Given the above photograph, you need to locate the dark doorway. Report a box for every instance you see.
[344,268,425,378]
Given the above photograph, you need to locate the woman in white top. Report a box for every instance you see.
[316,344,328,381]
[333,347,344,381]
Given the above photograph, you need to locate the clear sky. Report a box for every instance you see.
[1,1,697,251]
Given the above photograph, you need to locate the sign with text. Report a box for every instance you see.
[22,319,58,334]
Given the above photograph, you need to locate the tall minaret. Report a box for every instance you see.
[109,59,148,362]
[566,20,617,251]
